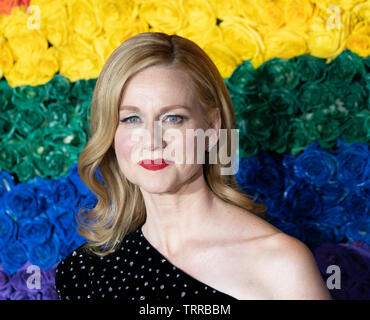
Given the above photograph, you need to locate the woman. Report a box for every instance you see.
[55,32,332,301]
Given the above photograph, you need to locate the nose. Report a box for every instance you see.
[142,119,165,151]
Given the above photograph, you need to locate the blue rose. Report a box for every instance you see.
[0,171,15,198]
[315,180,350,208]
[341,192,369,220]
[27,177,55,211]
[2,184,39,221]
[0,242,28,275]
[343,218,370,244]
[0,211,17,246]
[80,192,97,211]
[27,233,60,271]
[46,206,79,247]
[335,139,369,188]
[48,177,79,208]
[294,142,337,187]
[18,214,53,246]
[282,181,323,218]
[316,205,351,228]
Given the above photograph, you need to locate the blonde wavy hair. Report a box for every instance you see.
[77,32,267,257]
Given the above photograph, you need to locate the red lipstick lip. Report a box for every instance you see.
[138,159,174,171]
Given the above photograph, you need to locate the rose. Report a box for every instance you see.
[58,33,101,81]
[0,211,17,246]
[256,57,299,97]
[347,21,370,57]
[326,50,366,86]
[336,82,368,114]
[315,180,349,208]
[202,41,242,79]
[298,82,336,112]
[27,233,60,270]
[47,206,79,249]
[335,139,370,187]
[14,103,47,138]
[138,0,186,34]
[48,177,80,208]
[281,0,314,31]
[36,0,69,47]
[11,84,47,107]
[219,16,264,66]
[18,214,53,246]
[307,14,347,59]
[344,218,370,243]
[8,290,41,300]
[0,0,18,15]
[45,74,71,102]
[70,78,95,102]
[68,0,101,39]
[2,183,39,221]
[293,141,338,187]
[267,88,298,115]
[282,181,323,218]
[263,29,307,61]
[46,102,70,128]
[40,283,60,300]
[225,60,257,96]
[295,54,328,83]
[341,192,369,220]
[0,241,27,275]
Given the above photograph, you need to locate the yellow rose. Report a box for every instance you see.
[96,0,139,35]
[6,59,39,87]
[107,19,149,52]
[263,28,308,61]
[238,0,284,34]
[0,37,14,75]
[31,0,70,47]
[93,35,116,68]
[182,0,216,29]
[311,0,366,12]
[7,29,48,61]
[177,23,222,49]
[279,0,315,32]
[0,69,3,79]
[32,46,59,85]
[137,0,186,34]
[347,21,370,57]
[67,0,102,40]
[2,6,30,39]
[209,0,240,20]
[202,41,242,78]
[353,1,370,21]
[307,11,350,60]
[58,33,100,82]
[219,16,264,65]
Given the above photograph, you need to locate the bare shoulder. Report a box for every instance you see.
[215,205,332,300]
[251,232,333,300]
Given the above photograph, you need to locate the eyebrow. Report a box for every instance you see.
[119,104,192,113]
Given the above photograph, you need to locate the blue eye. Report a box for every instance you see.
[120,115,185,125]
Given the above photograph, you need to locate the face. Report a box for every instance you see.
[114,65,219,194]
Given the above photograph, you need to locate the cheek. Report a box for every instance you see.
[114,130,136,159]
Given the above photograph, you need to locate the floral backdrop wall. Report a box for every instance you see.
[0,0,369,300]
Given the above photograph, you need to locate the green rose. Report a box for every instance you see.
[0,138,25,172]
[11,84,48,107]
[288,118,320,156]
[295,54,328,83]
[15,103,47,138]
[46,74,71,101]
[298,82,336,113]
[225,60,257,96]
[256,57,299,97]
[70,79,96,102]
[341,109,370,145]
[326,49,366,86]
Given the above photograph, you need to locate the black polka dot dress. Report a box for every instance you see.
[55,224,238,301]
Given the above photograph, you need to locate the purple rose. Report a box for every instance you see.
[0,264,12,297]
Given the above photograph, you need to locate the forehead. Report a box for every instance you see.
[120,66,196,108]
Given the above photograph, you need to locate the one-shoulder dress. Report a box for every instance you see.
[54,223,238,301]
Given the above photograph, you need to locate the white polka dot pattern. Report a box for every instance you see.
[54,225,237,301]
